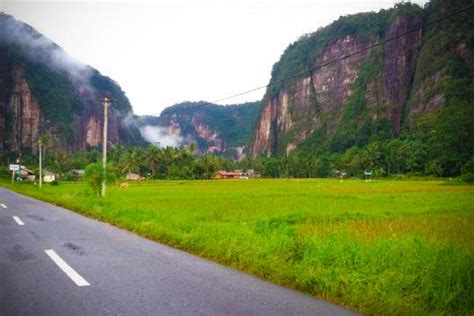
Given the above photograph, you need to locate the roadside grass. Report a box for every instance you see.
[2,179,473,315]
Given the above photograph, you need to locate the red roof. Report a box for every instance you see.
[218,171,241,176]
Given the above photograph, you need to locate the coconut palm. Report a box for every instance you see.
[120,147,143,175]
[145,145,162,177]
[161,146,178,179]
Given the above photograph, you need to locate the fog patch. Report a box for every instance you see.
[139,125,184,148]
[0,13,93,93]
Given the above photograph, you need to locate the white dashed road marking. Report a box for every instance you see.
[45,249,90,287]
[12,216,24,225]
[1,203,7,208]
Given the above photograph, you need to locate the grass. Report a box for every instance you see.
[1,178,473,315]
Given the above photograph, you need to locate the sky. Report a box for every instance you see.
[1,0,428,116]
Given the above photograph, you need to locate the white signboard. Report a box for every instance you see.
[9,164,20,171]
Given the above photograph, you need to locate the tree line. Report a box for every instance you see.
[1,135,473,183]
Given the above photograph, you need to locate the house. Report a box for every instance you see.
[19,166,35,181]
[43,171,56,183]
[215,170,241,179]
[245,169,261,178]
[70,169,85,176]
[125,172,143,181]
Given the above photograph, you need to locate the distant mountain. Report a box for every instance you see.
[135,101,260,158]
[0,12,145,158]
[1,0,472,175]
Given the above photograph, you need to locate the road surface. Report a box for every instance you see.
[0,187,355,315]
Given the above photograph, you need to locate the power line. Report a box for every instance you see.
[153,3,474,115]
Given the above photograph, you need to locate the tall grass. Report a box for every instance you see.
[2,179,473,315]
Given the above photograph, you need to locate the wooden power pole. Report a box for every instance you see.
[39,139,42,188]
[101,97,111,197]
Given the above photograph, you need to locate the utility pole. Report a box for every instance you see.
[39,139,42,188]
[101,97,111,197]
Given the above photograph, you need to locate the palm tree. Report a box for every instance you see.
[161,146,177,179]
[196,154,219,179]
[51,149,72,179]
[145,145,162,177]
[109,143,125,164]
[120,147,143,175]
[186,143,197,155]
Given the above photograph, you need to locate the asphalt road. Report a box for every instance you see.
[0,187,355,315]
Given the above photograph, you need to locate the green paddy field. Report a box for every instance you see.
[2,179,473,315]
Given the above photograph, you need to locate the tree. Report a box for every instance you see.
[161,147,178,178]
[109,143,125,164]
[193,154,219,179]
[386,139,406,174]
[50,149,72,179]
[84,163,116,196]
[404,140,428,174]
[186,143,197,155]
[144,145,162,177]
[120,147,143,175]
[430,99,474,176]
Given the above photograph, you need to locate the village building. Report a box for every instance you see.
[125,172,143,181]
[19,166,35,181]
[215,171,241,179]
[43,171,56,183]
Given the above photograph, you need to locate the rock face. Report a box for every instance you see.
[252,4,422,156]
[10,65,41,152]
[251,0,471,157]
[382,15,422,133]
[0,13,144,156]
[136,101,260,158]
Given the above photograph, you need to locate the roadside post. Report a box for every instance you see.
[9,164,19,184]
[101,96,111,198]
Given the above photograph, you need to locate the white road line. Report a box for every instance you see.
[12,216,24,225]
[0,203,7,208]
[44,249,90,287]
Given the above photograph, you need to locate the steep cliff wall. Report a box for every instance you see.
[137,101,260,158]
[252,3,427,157]
[251,0,472,158]
[0,13,144,157]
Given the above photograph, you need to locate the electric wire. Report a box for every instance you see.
[149,3,474,115]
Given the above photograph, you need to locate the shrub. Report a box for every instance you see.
[462,157,474,175]
[460,173,474,184]
[84,163,116,196]
[0,166,11,179]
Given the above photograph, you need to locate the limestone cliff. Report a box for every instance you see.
[251,0,472,157]
[136,101,260,158]
[0,13,144,157]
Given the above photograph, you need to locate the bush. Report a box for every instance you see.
[84,163,116,196]
[462,157,474,175]
[50,180,60,186]
[460,173,474,184]
[0,166,11,179]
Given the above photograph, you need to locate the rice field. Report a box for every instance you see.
[2,178,473,315]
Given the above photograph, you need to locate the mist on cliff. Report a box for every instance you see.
[139,125,184,148]
[0,13,93,93]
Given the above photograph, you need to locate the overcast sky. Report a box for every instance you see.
[2,0,428,115]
